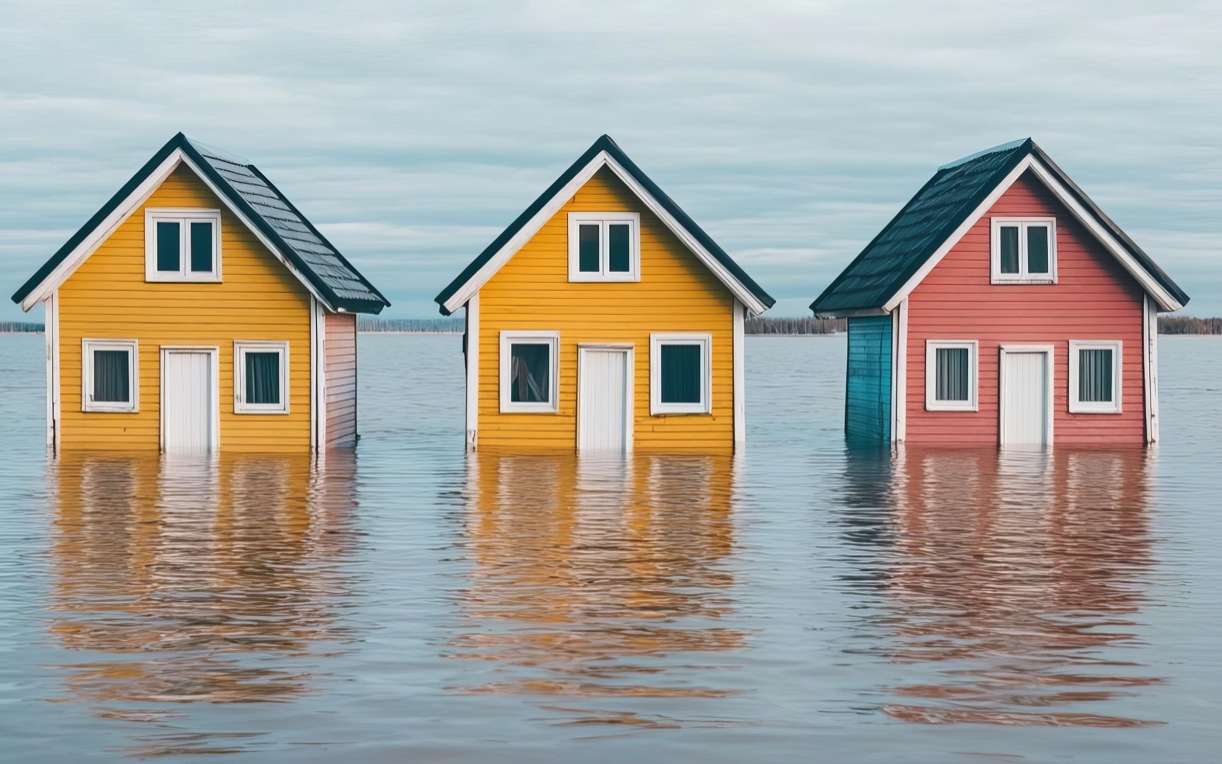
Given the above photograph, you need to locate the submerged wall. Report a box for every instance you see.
[845,315,892,444]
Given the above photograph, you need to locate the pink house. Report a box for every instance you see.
[812,139,1188,447]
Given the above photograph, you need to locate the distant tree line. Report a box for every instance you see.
[1159,316,1222,335]
[0,321,43,333]
[745,316,845,335]
[358,317,464,334]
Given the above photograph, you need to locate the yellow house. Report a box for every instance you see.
[11,133,389,454]
[435,135,774,452]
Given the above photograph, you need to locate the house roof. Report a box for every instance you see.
[11,132,390,314]
[434,134,775,316]
[811,138,1189,315]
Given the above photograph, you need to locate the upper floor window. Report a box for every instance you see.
[991,217,1055,284]
[145,209,221,282]
[568,212,640,282]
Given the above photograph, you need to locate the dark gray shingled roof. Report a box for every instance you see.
[12,132,390,313]
[811,138,1188,315]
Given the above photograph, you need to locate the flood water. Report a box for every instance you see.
[1,334,1220,761]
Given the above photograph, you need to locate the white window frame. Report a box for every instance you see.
[234,341,289,414]
[145,208,222,282]
[1069,340,1123,414]
[650,332,712,415]
[925,340,978,412]
[499,331,560,413]
[81,338,139,413]
[990,217,1056,284]
[567,212,641,282]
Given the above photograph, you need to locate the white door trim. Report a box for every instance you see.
[998,343,1054,447]
[159,345,220,452]
[576,343,634,453]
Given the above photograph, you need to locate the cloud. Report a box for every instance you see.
[2,0,1219,318]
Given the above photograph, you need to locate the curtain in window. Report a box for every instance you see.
[245,351,281,404]
[936,347,969,401]
[156,221,180,272]
[661,344,701,403]
[578,224,600,272]
[93,349,130,403]
[510,344,549,402]
[1078,348,1113,402]
[608,223,630,272]
[1026,225,1049,273]
[999,226,1020,273]
[190,221,213,272]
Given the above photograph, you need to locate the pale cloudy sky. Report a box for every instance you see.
[2,0,1219,319]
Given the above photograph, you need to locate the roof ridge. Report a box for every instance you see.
[938,138,1030,170]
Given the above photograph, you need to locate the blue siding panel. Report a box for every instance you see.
[845,316,892,444]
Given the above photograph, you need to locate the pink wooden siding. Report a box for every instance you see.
[325,312,358,448]
[905,171,1147,446]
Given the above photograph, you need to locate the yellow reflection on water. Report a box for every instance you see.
[450,451,743,705]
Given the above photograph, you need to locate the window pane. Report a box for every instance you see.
[660,344,701,404]
[156,221,180,272]
[510,343,550,403]
[608,223,630,272]
[93,349,130,403]
[578,224,600,272]
[190,221,213,272]
[245,351,281,405]
[999,226,1019,274]
[1078,348,1113,403]
[1027,225,1049,274]
[935,347,970,402]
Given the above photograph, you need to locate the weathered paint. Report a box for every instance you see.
[905,171,1147,446]
[324,312,357,448]
[476,167,736,451]
[845,315,892,444]
[57,166,312,451]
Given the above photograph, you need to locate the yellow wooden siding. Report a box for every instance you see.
[477,168,735,451]
[57,166,312,452]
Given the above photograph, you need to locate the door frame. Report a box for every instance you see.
[998,343,1054,447]
[576,343,634,453]
[160,345,220,452]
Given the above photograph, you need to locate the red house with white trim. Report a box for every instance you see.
[812,139,1189,447]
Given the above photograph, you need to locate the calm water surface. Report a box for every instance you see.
[1,334,1220,762]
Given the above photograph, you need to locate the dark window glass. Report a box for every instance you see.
[999,226,1019,274]
[156,221,180,272]
[245,351,281,405]
[1079,348,1113,403]
[92,349,130,403]
[190,221,213,272]
[510,343,550,403]
[1027,225,1049,274]
[935,347,970,401]
[660,344,701,404]
[579,224,600,272]
[608,223,630,272]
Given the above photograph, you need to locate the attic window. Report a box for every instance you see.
[568,213,640,282]
[145,209,221,282]
[991,217,1056,283]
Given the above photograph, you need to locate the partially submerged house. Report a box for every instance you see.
[435,135,774,452]
[12,133,389,453]
[812,139,1188,447]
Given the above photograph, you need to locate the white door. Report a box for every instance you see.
[1000,348,1051,446]
[578,347,632,452]
[163,350,214,453]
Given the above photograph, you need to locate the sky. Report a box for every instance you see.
[2,0,1219,320]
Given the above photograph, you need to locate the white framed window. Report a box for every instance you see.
[499,331,559,413]
[991,217,1056,283]
[1069,340,1122,413]
[82,339,138,412]
[145,208,222,282]
[568,212,640,282]
[650,333,711,415]
[234,341,289,414]
[925,340,978,412]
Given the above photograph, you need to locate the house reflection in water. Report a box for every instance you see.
[838,446,1162,727]
[449,452,743,714]
[49,451,361,715]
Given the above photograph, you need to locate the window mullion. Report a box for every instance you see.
[600,221,609,276]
